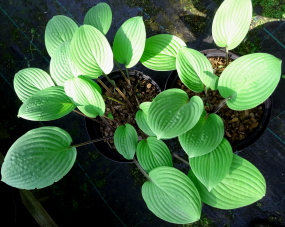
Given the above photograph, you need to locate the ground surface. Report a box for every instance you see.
[1,0,285,226]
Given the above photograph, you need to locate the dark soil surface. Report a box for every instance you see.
[99,70,161,149]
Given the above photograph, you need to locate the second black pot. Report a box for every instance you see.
[165,49,272,151]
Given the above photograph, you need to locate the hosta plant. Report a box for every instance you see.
[1,0,281,225]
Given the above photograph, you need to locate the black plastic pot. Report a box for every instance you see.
[165,49,272,151]
[85,70,161,162]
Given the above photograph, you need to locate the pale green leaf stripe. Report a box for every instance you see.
[189,138,233,191]
[113,17,146,68]
[188,155,266,209]
[114,124,138,160]
[1,127,77,189]
[218,53,281,110]
[70,25,113,78]
[140,34,186,71]
[84,2,112,35]
[64,76,105,118]
[212,0,252,50]
[14,68,55,102]
[179,112,224,158]
[45,15,78,57]
[139,102,151,115]
[142,167,201,224]
[136,137,173,173]
[135,110,155,136]
[50,40,81,86]
[18,86,76,121]
[148,89,203,139]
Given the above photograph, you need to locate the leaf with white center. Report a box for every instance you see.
[14,68,55,102]
[18,86,75,121]
[178,111,224,157]
[50,40,82,86]
[142,166,201,224]
[135,110,155,136]
[218,53,281,110]
[212,0,252,50]
[189,138,233,191]
[113,17,146,68]
[84,2,112,35]
[148,89,203,139]
[140,34,186,71]
[45,15,78,57]
[64,76,104,118]
[114,124,138,160]
[188,155,266,209]
[137,137,173,173]
[139,102,151,115]
[1,126,76,189]
[70,25,113,78]
[176,48,217,92]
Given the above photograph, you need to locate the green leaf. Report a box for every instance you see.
[137,137,173,173]
[140,34,186,71]
[218,53,281,110]
[176,48,217,92]
[139,101,152,115]
[178,111,224,157]
[188,155,266,209]
[14,68,55,102]
[212,0,252,50]
[45,15,78,57]
[135,110,155,136]
[142,166,201,224]
[64,76,105,118]
[148,89,204,139]
[114,124,138,160]
[113,17,146,68]
[107,112,114,120]
[84,2,112,35]
[1,126,76,189]
[50,40,82,86]
[18,86,75,121]
[189,138,233,191]
[70,25,113,78]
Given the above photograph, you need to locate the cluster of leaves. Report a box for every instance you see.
[0,0,282,225]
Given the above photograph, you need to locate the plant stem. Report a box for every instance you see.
[172,152,190,166]
[97,78,114,97]
[113,62,140,107]
[70,136,113,148]
[114,60,127,78]
[126,67,130,80]
[212,97,231,114]
[225,48,229,66]
[102,95,127,105]
[103,73,134,110]
[204,87,212,111]
[101,115,116,122]
[133,158,152,181]
[73,109,101,123]
[100,116,115,131]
